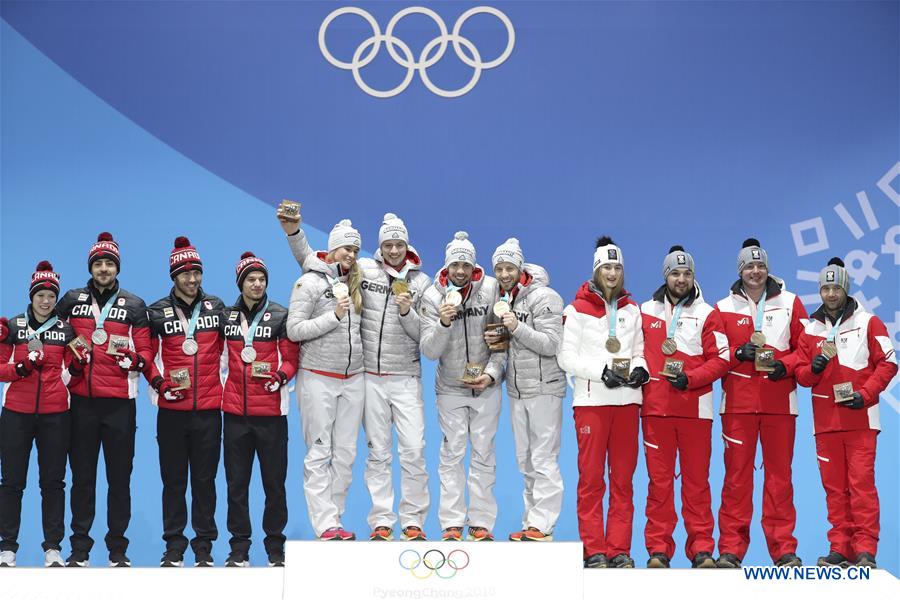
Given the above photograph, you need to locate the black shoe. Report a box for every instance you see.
[194,549,214,568]
[66,551,90,568]
[692,552,717,568]
[647,553,670,568]
[108,552,131,568]
[267,553,285,567]
[855,553,876,568]
[584,553,608,569]
[160,550,184,567]
[716,553,741,568]
[774,553,801,567]
[608,553,635,568]
[816,551,851,568]
[225,552,249,568]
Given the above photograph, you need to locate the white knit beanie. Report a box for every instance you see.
[328,219,361,252]
[492,238,524,269]
[593,236,624,272]
[444,231,476,267]
[378,212,409,246]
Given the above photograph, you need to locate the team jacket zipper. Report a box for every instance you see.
[376,288,391,374]
[34,365,43,414]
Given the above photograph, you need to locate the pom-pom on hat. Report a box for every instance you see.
[593,235,623,272]
[736,237,768,274]
[492,237,524,270]
[88,231,121,271]
[169,236,203,279]
[328,219,361,252]
[378,213,409,246]
[235,251,268,289]
[662,244,695,278]
[30,260,61,299]
[444,231,476,267]
[818,257,850,293]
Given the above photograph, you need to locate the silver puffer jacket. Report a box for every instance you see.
[358,249,432,376]
[420,266,506,397]
[495,264,567,400]
[286,251,364,376]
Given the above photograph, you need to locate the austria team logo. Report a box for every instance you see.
[398,548,469,579]
[319,6,515,98]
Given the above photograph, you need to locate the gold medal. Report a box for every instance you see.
[391,280,409,295]
[493,300,511,317]
[605,337,621,353]
[661,338,678,355]
[821,341,837,359]
[750,331,766,347]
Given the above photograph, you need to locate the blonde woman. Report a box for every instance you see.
[287,219,364,541]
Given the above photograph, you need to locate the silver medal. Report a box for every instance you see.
[240,346,257,363]
[182,338,199,356]
[493,300,511,317]
[27,338,43,353]
[91,329,108,345]
[332,282,349,299]
[445,290,463,307]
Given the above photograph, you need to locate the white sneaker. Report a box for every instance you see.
[44,549,65,567]
[0,550,15,567]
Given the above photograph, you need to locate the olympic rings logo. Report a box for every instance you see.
[398,548,470,579]
[318,6,515,98]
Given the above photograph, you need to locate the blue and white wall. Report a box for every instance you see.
[1,0,897,572]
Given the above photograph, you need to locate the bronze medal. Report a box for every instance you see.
[661,338,678,355]
[821,341,837,359]
[750,331,766,347]
[605,337,621,353]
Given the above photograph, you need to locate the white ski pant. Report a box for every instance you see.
[436,387,502,530]
[363,374,430,531]
[509,394,564,533]
[298,370,365,536]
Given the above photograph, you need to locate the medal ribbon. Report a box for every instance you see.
[239,300,269,349]
[383,260,412,281]
[825,314,843,343]
[90,290,120,333]
[173,300,203,341]
[665,296,689,340]
[26,313,59,342]
[607,298,618,339]
[750,288,767,334]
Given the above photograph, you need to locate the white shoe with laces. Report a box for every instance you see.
[0,550,16,567]
[44,549,65,567]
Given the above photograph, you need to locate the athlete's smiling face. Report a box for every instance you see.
[494,263,520,292]
[174,269,202,301]
[447,262,473,287]
[666,268,694,300]
[380,240,407,268]
[241,272,267,303]
[741,262,768,292]
[820,284,847,313]
[331,245,359,271]
[90,258,118,289]
[31,290,57,320]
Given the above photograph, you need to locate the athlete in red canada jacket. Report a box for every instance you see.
[145,291,226,410]
[56,282,152,400]
[0,312,81,413]
[221,296,299,416]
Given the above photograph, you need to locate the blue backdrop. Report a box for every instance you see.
[1,0,897,572]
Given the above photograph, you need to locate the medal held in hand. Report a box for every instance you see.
[92,329,108,345]
[68,335,92,361]
[750,331,767,347]
[251,361,272,378]
[445,290,462,307]
[660,358,684,379]
[332,282,349,300]
[833,382,854,403]
[27,338,43,352]
[493,300,510,318]
[661,338,678,355]
[754,348,776,372]
[278,199,302,222]
[611,358,631,379]
[392,279,409,295]
[821,341,837,359]
[105,334,130,356]
[461,362,485,384]
[170,368,191,391]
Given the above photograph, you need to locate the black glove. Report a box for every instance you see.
[626,367,650,388]
[601,366,628,389]
[810,354,830,375]
[735,343,757,362]
[841,392,865,410]
[667,372,689,390]
[15,361,33,378]
[768,360,787,381]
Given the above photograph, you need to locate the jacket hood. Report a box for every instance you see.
[509,263,548,301]
[575,281,632,310]
[810,296,858,324]
[303,251,344,279]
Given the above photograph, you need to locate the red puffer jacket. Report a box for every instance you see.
[56,281,152,400]
[222,296,299,417]
[145,289,226,411]
[0,310,81,414]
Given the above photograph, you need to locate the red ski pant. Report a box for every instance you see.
[574,404,639,558]
[718,414,797,561]
[815,430,879,557]
[642,416,714,560]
